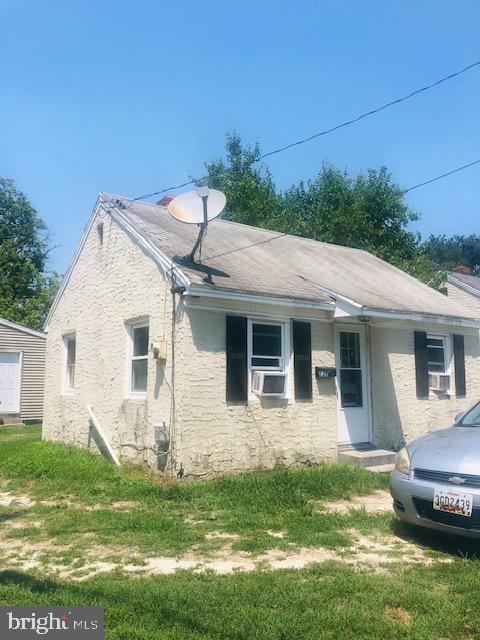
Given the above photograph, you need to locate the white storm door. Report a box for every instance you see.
[335,328,370,445]
[0,352,21,414]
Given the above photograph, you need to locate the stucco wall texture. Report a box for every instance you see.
[43,212,174,470]
[370,325,480,451]
[174,310,337,477]
[445,282,480,317]
[44,212,480,477]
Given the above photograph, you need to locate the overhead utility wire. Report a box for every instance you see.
[197,158,480,261]
[129,59,480,202]
[402,158,480,193]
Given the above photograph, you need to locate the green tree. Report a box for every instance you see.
[203,134,438,283]
[203,132,297,232]
[0,178,59,330]
[423,234,480,275]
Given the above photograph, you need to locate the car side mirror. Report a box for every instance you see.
[454,412,465,423]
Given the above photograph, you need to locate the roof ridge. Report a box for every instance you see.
[109,193,369,256]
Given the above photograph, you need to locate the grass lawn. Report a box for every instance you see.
[0,424,479,639]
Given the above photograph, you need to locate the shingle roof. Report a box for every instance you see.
[103,194,479,322]
[448,272,480,298]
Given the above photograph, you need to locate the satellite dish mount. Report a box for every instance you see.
[185,187,209,263]
[167,187,226,265]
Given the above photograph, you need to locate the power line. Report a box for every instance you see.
[130,59,480,202]
[106,156,480,222]
[403,158,480,193]
[100,157,480,267]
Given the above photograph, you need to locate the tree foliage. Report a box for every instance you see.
[0,178,59,330]
[203,134,284,229]
[203,133,437,283]
[422,234,480,276]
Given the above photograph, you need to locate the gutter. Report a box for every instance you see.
[186,284,334,311]
[299,276,480,329]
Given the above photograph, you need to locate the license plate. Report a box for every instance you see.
[433,488,473,517]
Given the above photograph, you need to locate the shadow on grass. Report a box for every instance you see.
[392,518,480,558]
[0,570,58,593]
[0,510,29,523]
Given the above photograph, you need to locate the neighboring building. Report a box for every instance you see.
[444,271,480,317]
[43,194,480,477]
[0,318,46,424]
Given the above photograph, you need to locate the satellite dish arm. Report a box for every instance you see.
[186,195,209,262]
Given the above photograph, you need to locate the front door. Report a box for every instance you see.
[0,352,21,414]
[335,327,370,445]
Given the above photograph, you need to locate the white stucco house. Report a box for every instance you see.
[43,194,480,477]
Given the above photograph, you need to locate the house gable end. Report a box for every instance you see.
[44,195,191,331]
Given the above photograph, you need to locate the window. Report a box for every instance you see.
[427,335,448,373]
[461,401,480,427]
[250,322,283,370]
[128,322,149,396]
[247,320,289,398]
[339,331,362,408]
[64,335,76,392]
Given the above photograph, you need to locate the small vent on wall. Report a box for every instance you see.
[97,223,104,247]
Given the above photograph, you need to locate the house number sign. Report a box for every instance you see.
[315,367,336,379]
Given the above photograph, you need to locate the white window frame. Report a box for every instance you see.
[426,334,452,394]
[62,334,76,395]
[426,334,451,376]
[247,319,290,397]
[126,320,149,399]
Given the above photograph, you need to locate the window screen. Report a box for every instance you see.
[427,336,446,373]
[130,324,149,393]
[339,332,363,408]
[251,323,282,369]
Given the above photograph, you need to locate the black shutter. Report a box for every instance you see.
[293,321,312,401]
[414,330,429,399]
[453,334,466,397]
[226,316,248,402]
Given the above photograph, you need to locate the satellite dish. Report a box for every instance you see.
[167,187,226,265]
[168,188,226,225]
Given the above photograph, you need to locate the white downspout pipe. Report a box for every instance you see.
[86,405,120,466]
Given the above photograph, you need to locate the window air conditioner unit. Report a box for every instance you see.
[429,373,451,392]
[251,371,287,397]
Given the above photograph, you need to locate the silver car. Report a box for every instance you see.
[390,401,480,539]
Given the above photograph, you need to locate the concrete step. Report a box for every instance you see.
[367,463,395,474]
[338,445,396,469]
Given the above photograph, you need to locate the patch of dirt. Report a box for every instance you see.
[205,531,241,540]
[111,501,138,511]
[320,490,393,514]
[0,526,451,580]
[5,519,43,530]
[0,492,35,508]
[384,606,412,625]
[266,530,285,538]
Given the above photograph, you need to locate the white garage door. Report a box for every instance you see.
[0,352,21,414]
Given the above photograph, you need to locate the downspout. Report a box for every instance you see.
[86,405,120,466]
[367,321,375,446]
[169,281,185,476]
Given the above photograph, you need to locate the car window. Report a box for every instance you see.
[460,403,480,426]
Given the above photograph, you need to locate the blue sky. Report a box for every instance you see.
[1,0,479,274]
